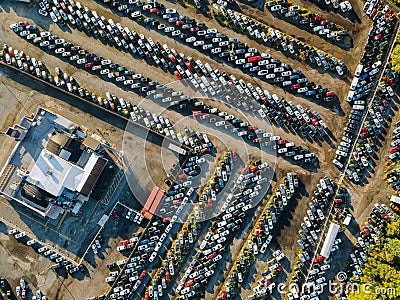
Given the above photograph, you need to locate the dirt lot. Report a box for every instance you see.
[0,0,394,299]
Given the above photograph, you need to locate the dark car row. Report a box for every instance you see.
[288,177,337,299]
[344,69,396,184]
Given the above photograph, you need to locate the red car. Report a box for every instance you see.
[222,291,227,300]
[370,8,377,18]
[119,240,128,246]
[277,139,287,145]
[250,166,258,172]
[150,7,159,14]
[85,62,94,69]
[208,251,217,259]
[185,279,194,287]
[311,117,319,127]
[21,289,26,300]
[313,255,324,263]
[290,84,300,90]
[199,114,210,120]
[390,145,399,153]
[176,20,185,26]
[193,111,202,116]
[190,27,199,32]
[361,226,370,236]
[373,33,382,41]
[248,125,256,130]
[201,147,210,154]
[139,270,147,280]
[145,292,150,300]
[174,70,183,80]
[185,61,194,71]
[326,91,335,97]
[166,271,171,283]
[168,54,177,62]
[232,151,238,161]
[242,166,250,174]
[208,198,212,208]
[381,212,390,222]
[247,56,262,63]
[178,173,187,179]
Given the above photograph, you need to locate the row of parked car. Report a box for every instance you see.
[214,4,346,76]
[8,228,80,276]
[335,203,397,299]
[144,153,233,300]
[15,24,170,97]
[308,0,353,13]
[333,1,397,171]
[264,0,350,47]
[248,251,285,300]
[286,178,336,299]
[385,121,400,191]
[344,70,396,184]
[95,0,335,102]
[171,162,270,298]
[0,277,46,300]
[220,173,298,299]
[191,98,317,163]
[0,277,31,300]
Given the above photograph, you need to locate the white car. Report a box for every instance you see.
[27,33,38,40]
[55,48,65,54]
[194,41,204,47]
[27,239,36,246]
[15,232,26,239]
[186,37,196,43]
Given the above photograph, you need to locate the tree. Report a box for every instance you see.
[390,44,400,74]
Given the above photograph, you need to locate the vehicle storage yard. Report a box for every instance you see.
[0,0,399,299]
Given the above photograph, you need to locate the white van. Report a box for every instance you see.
[355,64,363,77]
[353,105,365,111]
[347,91,354,102]
[350,77,359,90]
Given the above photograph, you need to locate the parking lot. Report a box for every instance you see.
[0,0,399,299]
